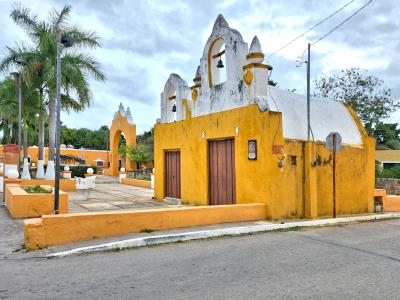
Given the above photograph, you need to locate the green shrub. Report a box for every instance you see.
[59,165,97,178]
[386,139,400,150]
[23,185,52,194]
[375,160,383,178]
[380,165,400,179]
[135,174,151,181]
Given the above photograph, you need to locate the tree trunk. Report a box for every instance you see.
[11,122,18,144]
[23,121,28,159]
[48,93,56,161]
[1,121,11,144]
[38,95,45,161]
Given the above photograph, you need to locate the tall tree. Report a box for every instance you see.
[373,123,400,149]
[127,144,151,169]
[0,76,39,154]
[1,4,105,178]
[0,77,18,144]
[314,68,399,135]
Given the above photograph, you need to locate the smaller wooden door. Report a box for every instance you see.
[209,139,236,205]
[165,151,181,199]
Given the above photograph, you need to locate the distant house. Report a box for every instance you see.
[376,150,400,169]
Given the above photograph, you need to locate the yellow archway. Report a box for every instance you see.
[104,105,136,176]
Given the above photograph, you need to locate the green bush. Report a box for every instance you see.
[59,164,97,178]
[375,160,383,178]
[380,165,400,179]
[135,174,151,181]
[23,185,52,194]
[386,139,400,150]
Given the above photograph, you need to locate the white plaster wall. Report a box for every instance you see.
[159,15,363,146]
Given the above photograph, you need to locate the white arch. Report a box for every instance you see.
[160,73,190,123]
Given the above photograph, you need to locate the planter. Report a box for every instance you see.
[121,177,151,189]
[21,179,76,192]
[6,185,68,219]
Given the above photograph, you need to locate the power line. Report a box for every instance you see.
[310,0,373,47]
[267,0,358,58]
[298,0,373,60]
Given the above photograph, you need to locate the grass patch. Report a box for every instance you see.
[135,174,151,181]
[272,226,302,233]
[140,228,155,233]
[23,185,52,194]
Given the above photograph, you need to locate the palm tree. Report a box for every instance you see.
[0,76,39,157]
[0,78,18,144]
[1,4,105,178]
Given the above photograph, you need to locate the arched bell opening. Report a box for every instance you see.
[208,38,227,87]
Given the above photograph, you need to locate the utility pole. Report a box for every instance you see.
[54,31,62,214]
[17,73,22,171]
[54,32,73,214]
[306,43,311,141]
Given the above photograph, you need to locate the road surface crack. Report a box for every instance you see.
[300,235,400,263]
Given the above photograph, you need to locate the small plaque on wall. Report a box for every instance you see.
[248,140,257,160]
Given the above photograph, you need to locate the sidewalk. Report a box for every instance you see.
[45,212,400,258]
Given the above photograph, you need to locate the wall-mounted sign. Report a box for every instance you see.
[3,144,19,164]
[248,140,257,160]
[272,145,284,154]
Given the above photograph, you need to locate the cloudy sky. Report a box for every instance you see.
[0,0,399,133]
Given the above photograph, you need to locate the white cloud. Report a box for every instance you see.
[1,0,399,134]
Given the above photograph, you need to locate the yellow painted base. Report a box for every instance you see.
[121,178,151,189]
[6,185,68,219]
[4,179,76,193]
[384,195,400,211]
[24,203,267,250]
[373,188,400,212]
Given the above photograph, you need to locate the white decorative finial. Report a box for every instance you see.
[247,36,264,63]
[118,103,125,116]
[249,35,262,54]
[126,107,134,124]
[195,65,201,78]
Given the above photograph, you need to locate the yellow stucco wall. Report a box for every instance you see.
[0,145,110,167]
[154,104,375,220]
[121,177,151,189]
[24,203,267,250]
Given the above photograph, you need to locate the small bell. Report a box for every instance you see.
[217,57,224,68]
[172,103,176,112]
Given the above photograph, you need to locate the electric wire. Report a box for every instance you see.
[267,69,282,148]
[310,0,373,48]
[298,0,373,61]
[267,0,358,59]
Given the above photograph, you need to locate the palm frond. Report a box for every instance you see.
[10,3,39,35]
[50,4,71,29]
[63,26,101,49]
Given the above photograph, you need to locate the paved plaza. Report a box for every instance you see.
[69,176,178,213]
[0,176,175,214]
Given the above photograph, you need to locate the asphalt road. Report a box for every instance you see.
[2,219,400,299]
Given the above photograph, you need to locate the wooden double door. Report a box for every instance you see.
[208,139,236,205]
[165,151,181,199]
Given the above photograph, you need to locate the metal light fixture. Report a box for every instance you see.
[61,36,74,48]
[15,59,26,66]
[172,103,177,112]
[217,57,224,68]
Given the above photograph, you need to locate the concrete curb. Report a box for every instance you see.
[47,213,400,258]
